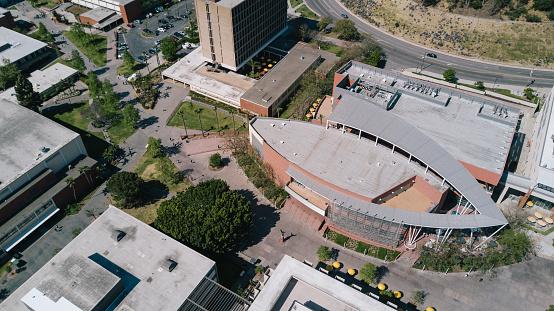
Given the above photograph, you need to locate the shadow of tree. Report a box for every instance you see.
[164,143,182,156]
[0,288,10,302]
[375,265,389,283]
[138,116,159,129]
[234,188,280,251]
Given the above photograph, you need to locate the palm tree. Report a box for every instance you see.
[230,107,237,132]
[318,114,325,125]
[85,209,97,219]
[176,109,188,136]
[213,106,220,132]
[65,177,77,202]
[249,59,261,77]
[194,108,204,135]
[78,166,92,187]
[243,109,250,124]
[102,148,115,163]
[275,107,283,118]
[142,52,151,74]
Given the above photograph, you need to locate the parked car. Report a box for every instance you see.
[127,23,134,28]
[148,48,156,54]
[173,31,184,38]
[117,54,123,59]
[166,23,174,28]
[134,19,142,24]
[158,27,166,32]
[153,46,160,52]
[341,13,348,18]
[180,14,188,19]
[167,15,175,21]
[155,40,161,46]
[170,35,179,41]
[159,19,167,24]
[426,53,437,58]
[155,6,164,12]
[138,56,147,62]
[177,31,186,37]
[117,46,128,51]
[147,12,153,18]
[144,29,152,34]
[117,42,127,47]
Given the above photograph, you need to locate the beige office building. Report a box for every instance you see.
[195,0,287,71]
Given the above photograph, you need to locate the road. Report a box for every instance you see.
[305,0,554,88]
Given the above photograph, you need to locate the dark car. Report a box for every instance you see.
[138,56,147,62]
[167,15,175,20]
[180,14,188,19]
[427,53,437,58]
[166,23,174,28]
[174,31,184,38]
[143,29,152,34]
[148,48,156,54]
[159,19,167,24]
[341,13,348,18]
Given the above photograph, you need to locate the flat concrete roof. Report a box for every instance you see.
[0,63,78,102]
[536,87,554,181]
[21,253,122,311]
[251,118,446,199]
[0,98,79,193]
[80,7,116,23]
[241,48,320,110]
[0,27,47,64]
[196,0,245,9]
[1,206,216,311]
[162,48,246,107]
[249,255,395,311]
[337,62,518,176]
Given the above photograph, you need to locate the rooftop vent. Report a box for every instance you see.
[111,230,126,242]
[293,152,297,156]
[282,122,286,126]
[39,146,49,153]
[280,141,284,144]
[272,79,276,82]
[270,123,275,127]
[300,56,305,60]
[163,259,178,272]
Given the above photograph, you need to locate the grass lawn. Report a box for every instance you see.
[117,62,145,76]
[310,39,344,56]
[324,228,400,261]
[65,4,90,15]
[44,58,82,72]
[295,4,319,19]
[132,152,189,194]
[8,5,17,10]
[62,30,107,67]
[290,0,303,7]
[107,118,136,146]
[168,102,247,132]
[43,101,109,158]
[120,197,165,225]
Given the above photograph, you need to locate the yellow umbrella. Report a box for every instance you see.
[527,216,536,223]
[273,60,277,64]
[256,66,261,69]
[535,212,543,219]
[306,113,313,118]
[426,308,435,311]
[260,56,265,59]
[347,268,355,275]
[526,201,534,206]
[377,283,386,290]
[264,68,269,72]
[262,62,267,66]
[317,98,322,102]
[268,64,273,68]
[538,219,547,227]
[313,103,318,107]
[393,291,402,298]
[545,217,553,224]
[332,261,340,268]
[267,59,272,62]
[310,107,315,112]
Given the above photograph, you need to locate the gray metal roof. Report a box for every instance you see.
[328,92,507,227]
[0,27,47,65]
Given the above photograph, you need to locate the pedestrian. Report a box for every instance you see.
[190,159,193,163]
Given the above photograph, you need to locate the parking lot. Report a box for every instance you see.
[118,0,196,61]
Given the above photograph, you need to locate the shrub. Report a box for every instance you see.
[209,153,223,168]
[359,262,377,284]
[317,245,332,261]
[474,81,485,90]
[471,1,483,9]
[443,69,456,83]
[255,265,264,275]
[411,290,426,305]
[549,10,554,21]
[525,14,542,22]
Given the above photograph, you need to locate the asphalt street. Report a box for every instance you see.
[305,0,554,88]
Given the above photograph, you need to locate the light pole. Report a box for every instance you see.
[419,53,426,73]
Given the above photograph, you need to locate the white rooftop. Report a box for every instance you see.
[1,206,216,311]
[337,62,518,178]
[162,48,245,106]
[0,63,78,102]
[0,27,47,64]
[0,98,78,191]
[249,255,395,311]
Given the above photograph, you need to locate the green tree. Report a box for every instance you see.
[443,69,456,83]
[254,265,264,275]
[410,290,426,305]
[533,0,554,11]
[0,58,21,90]
[78,165,92,187]
[86,71,103,99]
[209,153,223,168]
[248,58,260,78]
[524,87,535,99]
[160,37,178,62]
[474,81,485,90]
[194,108,204,134]
[318,16,333,31]
[14,74,42,111]
[359,262,377,284]
[176,108,188,136]
[71,50,86,73]
[549,9,554,21]
[123,104,140,128]
[213,106,220,132]
[364,47,382,67]
[317,245,331,261]
[106,171,144,207]
[65,177,77,202]
[525,14,542,22]
[122,50,134,68]
[333,19,359,41]
[154,179,252,253]
[147,137,164,158]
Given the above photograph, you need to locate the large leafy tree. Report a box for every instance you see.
[147,137,164,158]
[160,37,178,62]
[106,171,144,207]
[14,74,42,111]
[155,179,252,253]
[71,50,86,73]
[86,71,103,99]
[359,262,377,284]
[443,69,456,83]
[0,58,21,91]
[333,19,359,41]
[317,16,333,31]
[123,104,140,128]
